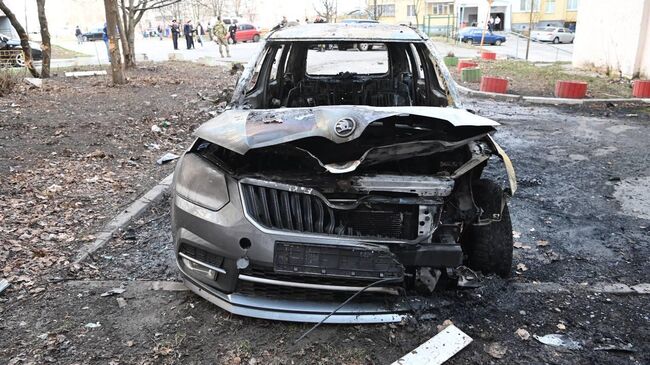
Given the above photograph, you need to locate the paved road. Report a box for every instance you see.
[432,33,574,62]
[48,32,572,70]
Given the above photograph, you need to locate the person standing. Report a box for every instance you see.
[488,17,494,33]
[196,22,204,47]
[212,16,230,58]
[102,23,110,61]
[184,20,194,49]
[494,16,501,31]
[170,19,180,50]
[229,23,237,44]
[157,25,163,40]
[75,26,83,44]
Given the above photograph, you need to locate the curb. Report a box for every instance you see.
[73,173,174,264]
[456,83,650,105]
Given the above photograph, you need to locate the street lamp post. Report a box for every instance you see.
[525,0,534,60]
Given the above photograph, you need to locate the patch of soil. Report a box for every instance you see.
[0,61,237,294]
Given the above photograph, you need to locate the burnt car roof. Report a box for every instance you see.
[267,23,426,42]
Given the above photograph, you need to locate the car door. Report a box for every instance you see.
[561,28,574,43]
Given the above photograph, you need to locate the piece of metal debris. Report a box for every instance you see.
[0,279,10,294]
[533,334,582,350]
[594,344,635,353]
[24,77,42,88]
[391,324,473,365]
[100,287,126,297]
[156,152,180,165]
[84,322,102,328]
[64,70,107,77]
[116,297,127,308]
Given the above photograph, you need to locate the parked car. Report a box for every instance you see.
[82,28,104,41]
[531,27,574,44]
[460,29,506,45]
[227,23,261,43]
[0,33,42,67]
[172,23,516,323]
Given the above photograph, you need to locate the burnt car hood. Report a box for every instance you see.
[194,105,499,155]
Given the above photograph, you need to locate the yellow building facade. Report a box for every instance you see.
[511,0,578,30]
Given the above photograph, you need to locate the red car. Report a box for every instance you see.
[227,23,261,43]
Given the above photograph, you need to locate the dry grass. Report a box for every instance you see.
[0,68,20,96]
[451,59,634,98]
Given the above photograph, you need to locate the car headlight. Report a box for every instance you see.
[174,153,229,211]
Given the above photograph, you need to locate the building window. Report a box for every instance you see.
[427,2,453,15]
[567,0,579,10]
[545,0,555,13]
[407,4,416,17]
[520,0,540,11]
[374,4,395,17]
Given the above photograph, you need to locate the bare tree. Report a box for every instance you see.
[242,0,256,22]
[411,0,422,26]
[104,0,125,84]
[314,0,336,22]
[118,0,181,68]
[36,0,51,78]
[232,0,242,17]
[368,0,384,20]
[203,0,225,17]
[0,0,39,77]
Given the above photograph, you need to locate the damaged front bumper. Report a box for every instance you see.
[172,163,463,323]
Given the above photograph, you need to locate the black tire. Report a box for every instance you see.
[253,34,260,42]
[462,179,513,277]
[15,52,25,67]
[358,43,369,51]
[495,39,502,46]
[553,37,560,44]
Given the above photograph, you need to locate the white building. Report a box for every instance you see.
[456,0,512,31]
[572,0,650,78]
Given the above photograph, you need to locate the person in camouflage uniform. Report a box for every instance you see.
[212,16,230,58]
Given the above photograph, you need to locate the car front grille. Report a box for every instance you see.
[240,182,419,240]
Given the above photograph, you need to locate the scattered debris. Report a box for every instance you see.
[64,70,107,77]
[156,152,180,165]
[534,334,582,350]
[513,242,531,249]
[391,324,472,365]
[485,342,507,359]
[516,263,528,273]
[84,322,102,329]
[100,287,126,297]
[436,319,454,333]
[0,279,10,294]
[557,323,566,330]
[515,328,530,341]
[594,344,635,353]
[512,231,521,239]
[537,240,550,247]
[24,77,42,88]
[151,125,162,133]
[116,297,127,308]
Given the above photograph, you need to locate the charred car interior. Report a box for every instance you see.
[172,23,517,323]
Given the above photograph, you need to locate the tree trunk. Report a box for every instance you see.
[116,2,134,68]
[36,0,51,78]
[103,0,125,84]
[0,0,39,77]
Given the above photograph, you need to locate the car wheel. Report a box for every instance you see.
[253,34,260,42]
[495,40,502,46]
[227,37,234,44]
[462,179,513,278]
[14,52,25,67]
[358,43,369,51]
[82,36,88,42]
[553,37,560,44]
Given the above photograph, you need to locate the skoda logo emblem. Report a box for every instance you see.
[334,118,356,138]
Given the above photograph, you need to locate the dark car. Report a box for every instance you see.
[0,33,42,67]
[82,28,104,41]
[171,23,517,323]
[461,29,506,45]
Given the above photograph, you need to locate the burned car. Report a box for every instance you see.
[171,23,517,323]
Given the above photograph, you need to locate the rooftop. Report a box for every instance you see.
[267,23,426,42]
